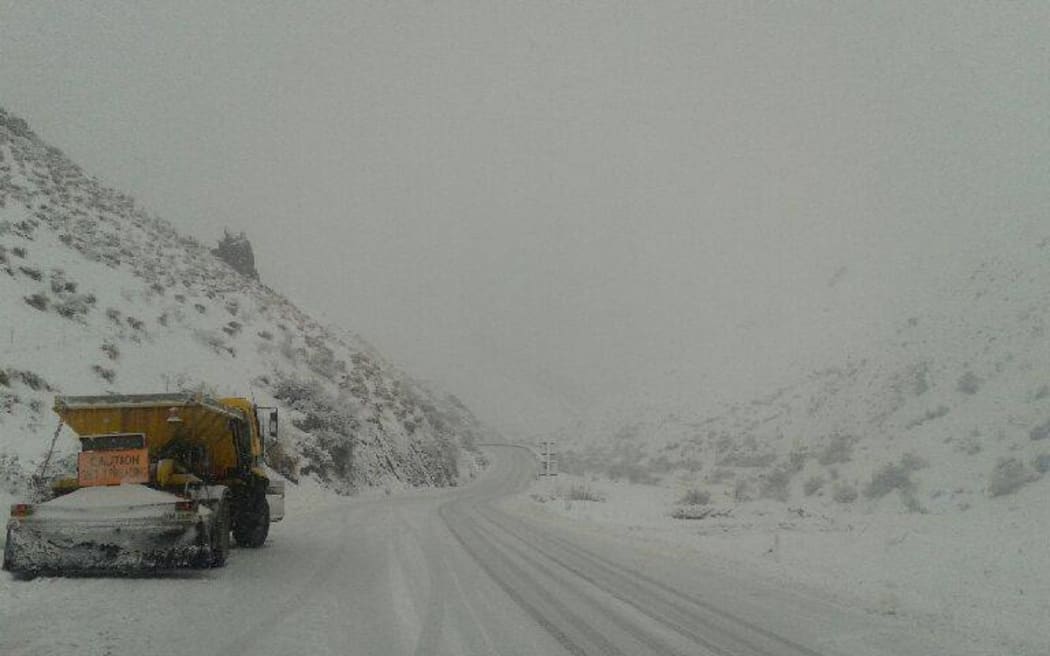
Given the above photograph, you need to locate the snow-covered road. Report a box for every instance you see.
[1,447,986,655]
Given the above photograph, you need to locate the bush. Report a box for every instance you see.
[955,435,982,455]
[54,294,92,320]
[957,371,982,395]
[760,465,793,501]
[23,293,48,311]
[832,483,858,503]
[193,329,234,357]
[565,484,606,502]
[907,405,950,428]
[671,505,730,520]
[18,266,42,280]
[707,467,735,484]
[606,462,658,485]
[803,475,825,496]
[988,458,1039,497]
[818,434,854,465]
[6,369,52,391]
[864,453,927,499]
[718,451,776,468]
[733,478,752,501]
[678,488,711,505]
[91,364,116,383]
[100,342,119,360]
[1030,418,1050,441]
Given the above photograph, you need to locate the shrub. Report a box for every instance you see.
[678,488,711,505]
[955,434,982,455]
[671,506,730,520]
[733,478,752,501]
[865,453,927,499]
[818,434,854,465]
[957,371,982,395]
[718,452,776,468]
[23,293,49,311]
[1030,418,1050,441]
[1032,453,1050,474]
[54,295,92,320]
[8,370,52,391]
[100,342,119,360]
[91,364,116,383]
[803,475,825,496]
[105,307,122,323]
[50,276,76,295]
[566,484,606,502]
[606,462,658,485]
[760,465,793,501]
[988,458,1039,497]
[126,316,144,331]
[707,467,735,484]
[18,266,42,280]
[832,483,858,503]
[193,329,233,356]
[907,405,950,428]
[787,448,808,472]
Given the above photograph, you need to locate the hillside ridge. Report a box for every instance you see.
[0,107,491,496]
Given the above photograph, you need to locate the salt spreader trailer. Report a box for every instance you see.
[3,393,285,578]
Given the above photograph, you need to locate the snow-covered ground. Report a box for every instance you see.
[509,472,1049,654]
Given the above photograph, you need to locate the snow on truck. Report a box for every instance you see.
[3,393,285,578]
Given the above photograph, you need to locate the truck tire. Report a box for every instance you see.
[232,495,269,548]
[210,497,231,567]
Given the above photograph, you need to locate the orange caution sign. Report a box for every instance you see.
[78,448,149,486]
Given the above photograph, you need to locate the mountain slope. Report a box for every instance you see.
[559,221,1050,513]
[0,107,490,497]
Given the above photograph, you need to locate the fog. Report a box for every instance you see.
[2,2,1047,437]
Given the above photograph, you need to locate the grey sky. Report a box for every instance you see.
[2,2,1047,437]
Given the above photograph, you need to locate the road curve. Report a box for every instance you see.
[0,446,980,656]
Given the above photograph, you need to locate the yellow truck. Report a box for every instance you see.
[3,393,285,578]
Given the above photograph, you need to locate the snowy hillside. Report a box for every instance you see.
[0,107,490,498]
[558,222,1050,513]
[531,224,1050,651]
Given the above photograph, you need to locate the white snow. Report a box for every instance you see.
[43,483,181,508]
[512,470,1050,655]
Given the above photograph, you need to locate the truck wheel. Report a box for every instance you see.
[232,495,269,548]
[210,498,231,567]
